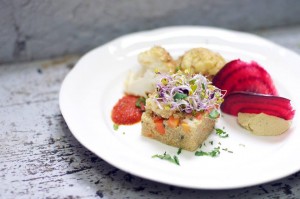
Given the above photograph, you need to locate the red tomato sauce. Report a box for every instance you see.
[111,95,143,125]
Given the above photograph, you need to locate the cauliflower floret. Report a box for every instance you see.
[124,70,157,97]
[138,46,176,73]
[178,48,226,78]
[124,46,176,97]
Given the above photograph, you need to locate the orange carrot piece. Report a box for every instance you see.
[195,112,203,120]
[168,116,180,128]
[153,116,162,122]
[154,119,165,135]
[181,122,190,133]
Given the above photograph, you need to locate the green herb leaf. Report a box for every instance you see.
[194,151,207,156]
[173,93,187,101]
[113,124,119,131]
[173,155,180,165]
[209,109,220,119]
[135,97,146,109]
[177,148,182,155]
[152,152,180,166]
[215,128,229,138]
[222,148,233,153]
[195,147,220,157]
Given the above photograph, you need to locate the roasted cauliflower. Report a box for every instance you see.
[138,46,176,73]
[124,70,157,97]
[177,48,226,78]
[124,46,176,97]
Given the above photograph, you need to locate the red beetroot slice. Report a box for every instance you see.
[221,91,295,120]
[213,59,278,96]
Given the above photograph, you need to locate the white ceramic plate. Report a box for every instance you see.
[59,26,300,189]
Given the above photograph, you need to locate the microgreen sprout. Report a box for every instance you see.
[150,73,225,115]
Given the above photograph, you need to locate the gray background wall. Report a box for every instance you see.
[1,0,300,64]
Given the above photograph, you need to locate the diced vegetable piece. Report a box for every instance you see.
[195,112,203,120]
[154,119,165,135]
[181,122,190,133]
[168,116,180,127]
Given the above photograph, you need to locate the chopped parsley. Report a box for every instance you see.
[177,148,182,155]
[113,124,119,131]
[195,147,220,157]
[222,148,233,153]
[135,97,146,109]
[152,152,180,166]
[215,128,229,138]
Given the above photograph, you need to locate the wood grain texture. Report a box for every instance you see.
[1,26,300,198]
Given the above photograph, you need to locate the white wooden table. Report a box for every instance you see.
[1,26,300,199]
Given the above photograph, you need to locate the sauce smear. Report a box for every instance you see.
[112,95,143,125]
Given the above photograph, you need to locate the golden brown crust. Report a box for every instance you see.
[177,48,226,76]
[138,46,177,73]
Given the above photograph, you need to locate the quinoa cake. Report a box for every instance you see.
[142,111,216,151]
[141,73,224,151]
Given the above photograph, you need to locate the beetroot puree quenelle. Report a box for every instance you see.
[111,95,144,125]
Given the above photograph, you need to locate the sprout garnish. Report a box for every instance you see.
[152,73,225,116]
